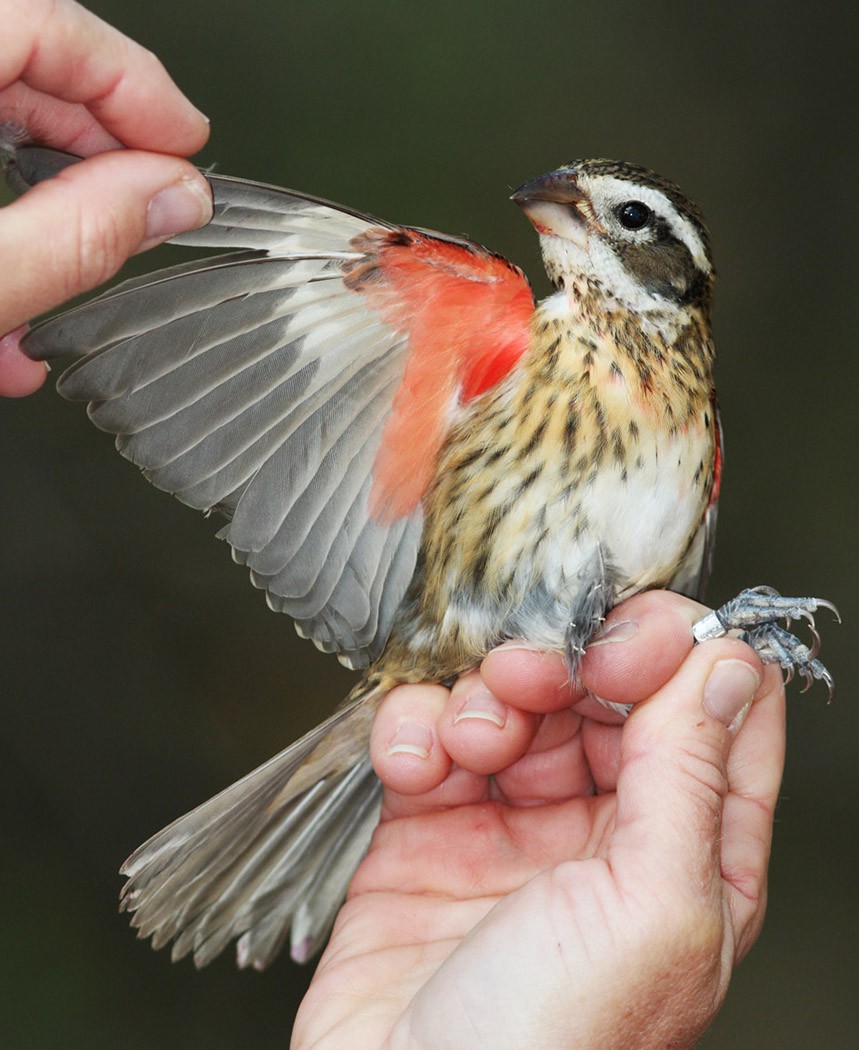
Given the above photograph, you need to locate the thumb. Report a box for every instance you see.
[0,149,212,337]
[610,637,764,902]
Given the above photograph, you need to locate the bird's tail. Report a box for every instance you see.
[120,682,384,970]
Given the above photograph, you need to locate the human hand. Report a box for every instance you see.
[294,591,784,1050]
[0,0,212,395]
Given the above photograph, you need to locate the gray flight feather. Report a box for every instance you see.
[4,146,446,967]
[19,155,425,667]
[171,172,391,253]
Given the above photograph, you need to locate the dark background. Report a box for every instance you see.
[2,1,856,1046]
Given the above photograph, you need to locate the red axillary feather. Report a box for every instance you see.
[344,228,534,523]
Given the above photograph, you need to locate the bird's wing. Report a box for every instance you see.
[16,149,535,668]
[669,400,722,601]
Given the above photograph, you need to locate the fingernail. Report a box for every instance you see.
[453,685,507,728]
[386,721,433,759]
[703,660,761,730]
[589,619,639,646]
[144,175,212,242]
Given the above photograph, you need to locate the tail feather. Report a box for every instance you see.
[241,760,382,969]
[120,687,383,969]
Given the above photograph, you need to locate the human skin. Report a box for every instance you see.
[0,0,212,395]
[294,591,782,1049]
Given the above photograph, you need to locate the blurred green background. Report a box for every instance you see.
[2,1,857,1046]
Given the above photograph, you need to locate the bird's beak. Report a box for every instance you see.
[511,170,589,248]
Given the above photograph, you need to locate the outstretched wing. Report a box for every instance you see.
[16,148,535,668]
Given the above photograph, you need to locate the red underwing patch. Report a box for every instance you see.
[345,228,534,521]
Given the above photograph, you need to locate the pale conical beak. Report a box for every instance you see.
[511,170,589,249]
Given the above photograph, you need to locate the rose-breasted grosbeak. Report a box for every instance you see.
[6,147,835,970]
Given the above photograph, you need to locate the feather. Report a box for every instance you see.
[19,150,534,667]
[120,691,382,970]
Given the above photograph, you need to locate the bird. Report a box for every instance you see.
[5,144,836,971]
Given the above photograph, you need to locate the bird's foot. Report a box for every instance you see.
[692,586,839,699]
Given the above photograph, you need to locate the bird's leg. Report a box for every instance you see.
[565,547,616,675]
[692,586,839,698]
[567,548,636,716]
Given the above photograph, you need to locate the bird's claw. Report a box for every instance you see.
[692,587,838,700]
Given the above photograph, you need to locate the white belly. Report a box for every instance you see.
[429,425,708,655]
[575,428,706,589]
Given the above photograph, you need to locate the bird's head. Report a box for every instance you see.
[512,159,714,321]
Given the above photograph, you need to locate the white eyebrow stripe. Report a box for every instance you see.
[586,175,712,274]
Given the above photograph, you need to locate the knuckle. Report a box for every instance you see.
[722,859,766,909]
[670,739,730,821]
[634,728,729,812]
[66,201,132,295]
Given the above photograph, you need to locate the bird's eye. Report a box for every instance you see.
[616,201,652,230]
